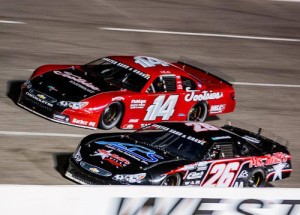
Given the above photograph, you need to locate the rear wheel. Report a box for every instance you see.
[161,174,181,186]
[247,169,266,187]
[98,102,123,130]
[187,102,208,122]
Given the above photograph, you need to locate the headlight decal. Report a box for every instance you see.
[113,173,146,184]
[57,101,89,109]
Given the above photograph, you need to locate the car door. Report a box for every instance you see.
[123,75,183,127]
[199,141,246,187]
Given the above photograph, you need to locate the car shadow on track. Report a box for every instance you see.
[206,115,220,122]
[6,80,25,104]
[52,153,72,178]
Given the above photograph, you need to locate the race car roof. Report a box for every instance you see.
[148,122,234,143]
[108,56,187,77]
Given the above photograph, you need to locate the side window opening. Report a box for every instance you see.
[210,142,235,160]
[148,76,176,93]
[235,140,261,156]
[181,76,197,90]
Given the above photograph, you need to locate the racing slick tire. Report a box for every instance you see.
[247,168,266,187]
[161,174,181,186]
[187,102,208,122]
[98,102,123,130]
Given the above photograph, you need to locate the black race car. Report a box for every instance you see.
[65,122,292,187]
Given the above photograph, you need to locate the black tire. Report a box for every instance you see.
[98,102,123,130]
[187,102,208,122]
[247,168,266,187]
[161,174,181,186]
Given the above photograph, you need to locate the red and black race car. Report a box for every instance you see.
[18,56,235,130]
[65,122,292,186]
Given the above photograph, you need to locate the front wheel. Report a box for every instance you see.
[161,174,181,186]
[98,102,123,130]
[187,102,208,122]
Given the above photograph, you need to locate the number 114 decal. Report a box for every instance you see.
[144,95,179,121]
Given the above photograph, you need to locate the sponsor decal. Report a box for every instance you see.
[112,97,125,101]
[242,135,261,144]
[130,99,146,109]
[102,57,150,80]
[128,119,139,123]
[184,180,201,186]
[88,122,96,127]
[95,141,164,165]
[210,104,226,114]
[92,149,130,167]
[79,161,112,176]
[47,85,58,92]
[24,80,32,89]
[113,173,146,184]
[53,114,70,122]
[25,91,54,107]
[89,168,99,173]
[187,136,206,145]
[176,77,183,90]
[57,101,89,110]
[182,161,208,171]
[123,124,134,129]
[134,56,169,68]
[233,181,244,187]
[272,162,287,181]
[184,88,223,102]
[72,118,88,126]
[186,171,204,180]
[53,70,100,92]
[37,94,46,100]
[211,136,231,141]
[69,80,96,93]
[238,170,249,178]
[185,122,219,132]
[73,146,82,162]
[249,152,290,168]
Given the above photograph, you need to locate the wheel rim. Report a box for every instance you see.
[161,174,181,186]
[248,174,262,187]
[103,104,119,126]
[188,103,207,122]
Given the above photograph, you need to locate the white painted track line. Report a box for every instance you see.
[232,82,300,88]
[100,27,300,42]
[0,131,85,138]
[272,0,300,2]
[0,20,26,24]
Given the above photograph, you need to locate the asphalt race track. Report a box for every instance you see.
[0,0,299,187]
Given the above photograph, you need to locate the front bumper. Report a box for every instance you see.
[65,158,121,185]
[18,88,97,130]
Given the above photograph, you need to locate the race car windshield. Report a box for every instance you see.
[82,60,148,92]
[127,130,208,160]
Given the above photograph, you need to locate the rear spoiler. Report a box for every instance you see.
[223,119,289,147]
[176,56,235,86]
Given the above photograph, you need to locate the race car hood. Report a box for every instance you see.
[77,137,179,175]
[29,67,121,102]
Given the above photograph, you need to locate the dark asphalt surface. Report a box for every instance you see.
[0,0,299,187]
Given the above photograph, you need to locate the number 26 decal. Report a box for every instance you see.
[202,162,240,187]
[144,95,179,121]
